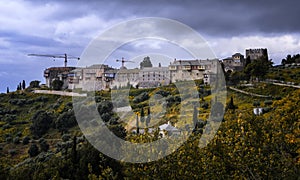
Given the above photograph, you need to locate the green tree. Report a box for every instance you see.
[30,110,54,138]
[245,55,251,67]
[146,107,151,127]
[55,110,77,133]
[140,108,145,123]
[193,105,198,129]
[39,139,49,152]
[140,56,153,69]
[244,58,272,81]
[28,144,39,157]
[227,96,236,110]
[22,80,26,90]
[52,79,64,90]
[136,114,139,134]
[29,80,40,88]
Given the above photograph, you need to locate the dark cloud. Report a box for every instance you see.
[1,0,300,92]
[60,0,300,36]
[34,0,300,36]
[1,31,61,47]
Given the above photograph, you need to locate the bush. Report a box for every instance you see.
[51,80,64,90]
[97,101,113,115]
[8,149,17,156]
[133,92,149,104]
[6,137,12,143]
[22,136,30,145]
[13,137,20,144]
[95,96,102,103]
[253,101,260,107]
[155,90,170,97]
[29,80,40,88]
[30,110,54,138]
[28,144,39,157]
[62,134,71,142]
[101,113,112,122]
[264,100,273,106]
[39,140,49,152]
[3,114,17,123]
[2,124,11,130]
[274,96,282,100]
[16,131,22,137]
[263,107,272,113]
[166,95,181,107]
[201,102,209,109]
[9,99,27,106]
[34,96,49,103]
[55,110,77,132]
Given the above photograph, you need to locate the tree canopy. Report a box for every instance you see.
[140,56,153,69]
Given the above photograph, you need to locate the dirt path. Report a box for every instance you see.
[229,87,271,98]
[34,90,87,97]
[265,82,300,89]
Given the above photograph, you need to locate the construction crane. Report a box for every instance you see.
[116,57,134,69]
[28,53,80,67]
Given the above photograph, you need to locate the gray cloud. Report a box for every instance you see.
[54,0,300,36]
[1,0,300,92]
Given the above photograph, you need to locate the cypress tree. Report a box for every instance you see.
[146,107,151,127]
[136,114,139,134]
[193,105,198,130]
[140,108,145,123]
[22,80,26,90]
[72,136,77,164]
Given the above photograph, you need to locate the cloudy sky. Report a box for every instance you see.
[1,0,300,92]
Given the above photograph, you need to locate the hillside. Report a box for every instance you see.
[0,79,299,179]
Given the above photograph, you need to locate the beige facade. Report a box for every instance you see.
[139,67,170,88]
[222,53,245,72]
[67,59,220,91]
[68,64,113,91]
[169,59,218,83]
[44,67,76,89]
[245,48,268,61]
[112,69,140,89]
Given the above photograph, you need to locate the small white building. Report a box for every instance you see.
[253,108,263,115]
[159,121,180,137]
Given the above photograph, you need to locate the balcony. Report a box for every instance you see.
[198,66,205,70]
[169,66,177,71]
[182,65,191,70]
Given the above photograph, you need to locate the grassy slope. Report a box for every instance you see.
[0,91,80,167]
[0,77,298,169]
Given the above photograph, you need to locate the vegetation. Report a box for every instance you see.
[51,79,64,90]
[281,54,300,65]
[29,80,40,88]
[0,73,299,179]
[140,56,153,69]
